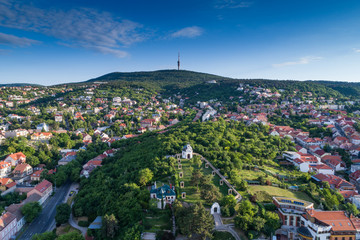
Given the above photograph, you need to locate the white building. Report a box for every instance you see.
[182,144,193,159]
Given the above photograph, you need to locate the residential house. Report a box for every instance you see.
[13,164,33,178]
[150,183,176,209]
[30,169,44,182]
[322,155,346,172]
[4,152,26,166]
[312,173,356,191]
[298,210,356,240]
[0,178,14,191]
[27,180,53,205]
[58,152,77,166]
[0,161,11,178]
[31,132,53,140]
[309,164,334,175]
[36,123,49,132]
[0,212,17,240]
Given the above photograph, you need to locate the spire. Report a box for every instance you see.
[177,52,180,70]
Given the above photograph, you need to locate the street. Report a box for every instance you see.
[18,181,72,240]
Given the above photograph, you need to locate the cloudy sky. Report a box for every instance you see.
[1,0,360,85]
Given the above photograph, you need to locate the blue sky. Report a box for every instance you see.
[1,0,360,85]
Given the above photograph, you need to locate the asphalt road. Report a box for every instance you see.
[18,181,72,240]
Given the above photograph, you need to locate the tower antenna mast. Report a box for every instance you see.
[177,52,180,70]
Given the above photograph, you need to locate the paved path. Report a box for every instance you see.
[18,181,72,240]
[69,204,87,236]
[212,213,241,240]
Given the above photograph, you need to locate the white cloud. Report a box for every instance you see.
[353,48,360,53]
[0,32,40,46]
[171,26,204,39]
[214,0,252,9]
[0,0,147,57]
[273,56,323,68]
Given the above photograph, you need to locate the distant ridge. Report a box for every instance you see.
[0,83,44,87]
[86,69,231,83]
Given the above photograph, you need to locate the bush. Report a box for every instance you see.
[264,203,276,211]
[78,221,90,227]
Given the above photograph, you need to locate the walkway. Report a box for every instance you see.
[212,213,241,240]
[69,204,87,236]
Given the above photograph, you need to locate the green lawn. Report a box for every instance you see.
[248,185,315,204]
[143,209,172,233]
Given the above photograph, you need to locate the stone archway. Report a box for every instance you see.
[211,202,221,215]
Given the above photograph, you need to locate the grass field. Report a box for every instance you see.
[248,185,315,203]
[143,209,172,233]
[56,224,81,236]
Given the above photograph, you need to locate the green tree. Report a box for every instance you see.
[31,232,57,240]
[190,169,203,190]
[55,203,71,225]
[138,168,153,186]
[27,155,40,167]
[123,224,142,240]
[57,231,85,240]
[264,211,281,235]
[344,202,360,216]
[102,214,119,238]
[200,183,221,204]
[21,202,42,223]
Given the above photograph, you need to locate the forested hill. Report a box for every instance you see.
[313,81,360,97]
[0,83,43,87]
[86,69,231,89]
[55,69,360,100]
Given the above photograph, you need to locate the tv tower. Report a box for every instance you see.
[177,52,180,70]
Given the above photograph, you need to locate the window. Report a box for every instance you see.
[350,237,353,240]
[335,237,338,240]
[342,237,345,240]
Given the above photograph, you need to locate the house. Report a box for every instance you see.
[182,144,193,159]
[298,210,356,240]
[13,163,33,178]
[36,123,49,132]
[54,114,63,122]
[4,152,26,166]
[350,170,360,183]
[4,129,29,138]
[0,161,11,178]
[140,119,156,128]
[31,132,53,140]
[30,169,44,182]
[309,164,334,175]
[322,155,346,171]
[58,152,77,166]
[312,173,356,191]
[0,178,14,191]
[0,212,17,240]
[150,183,176,209]
[27,180,53,205]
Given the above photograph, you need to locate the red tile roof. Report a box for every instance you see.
[307,210,355,232]
[34,180,52,193]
